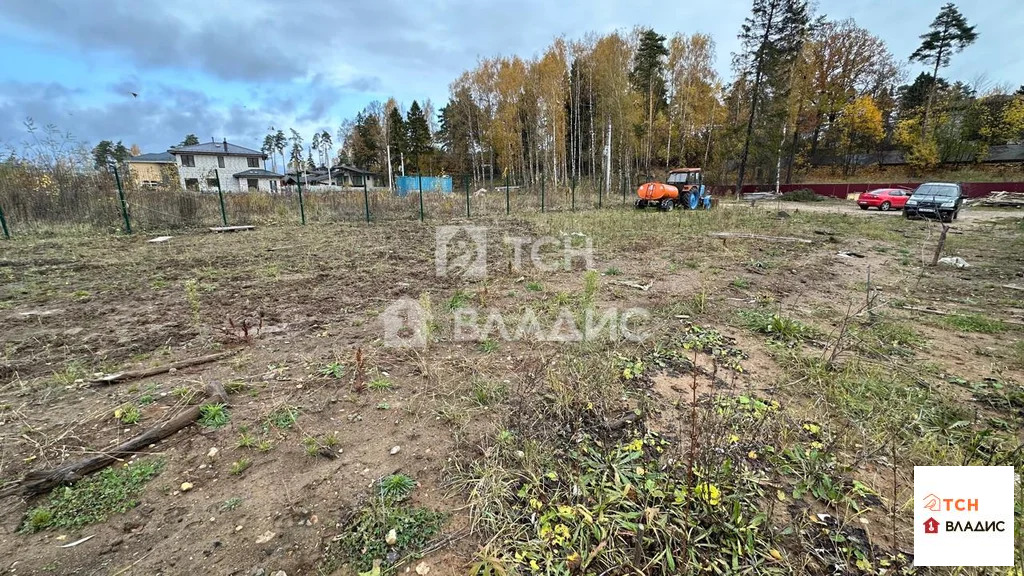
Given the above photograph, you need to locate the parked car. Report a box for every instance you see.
[857,188,911,211]
[903,182,963,222]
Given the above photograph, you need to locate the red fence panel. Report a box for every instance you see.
[713,181,1024,199]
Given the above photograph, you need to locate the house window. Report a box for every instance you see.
[181,154,195,167]
[218,156,225,168]
[207,178,220,190]
[247,179,259,191]
[247,157,260,168]
[184,178,200,191]
[270,180,278,193]
[352,175,364,187]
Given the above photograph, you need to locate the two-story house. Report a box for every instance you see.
[169,139,281,192]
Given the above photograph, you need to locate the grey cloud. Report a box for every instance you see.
[0,81,272,153]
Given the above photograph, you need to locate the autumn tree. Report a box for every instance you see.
[836,95,884,173]
[129,144,141,156]
[910,3,978,133]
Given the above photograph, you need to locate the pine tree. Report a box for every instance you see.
[405,100,432,173]
[910,3,978,133]
[733,0,811,194]
[92,140,114,171]
[630,29,669,171]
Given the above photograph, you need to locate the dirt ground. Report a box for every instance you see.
[1,199,1022,575]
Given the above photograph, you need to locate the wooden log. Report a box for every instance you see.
[709,232,813,244]
[209,225,255,233]
[0,382,228,499]
[90,351,235,385]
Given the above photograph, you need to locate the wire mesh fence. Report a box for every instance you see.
[0,170,644,238]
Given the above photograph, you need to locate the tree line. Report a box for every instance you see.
[334,1,1022,190]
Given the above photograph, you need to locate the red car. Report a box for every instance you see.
[857,188,911,211]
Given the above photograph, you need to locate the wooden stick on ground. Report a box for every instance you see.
[709,232,813,244]
[0,381,228,498]
[90,351,235,385]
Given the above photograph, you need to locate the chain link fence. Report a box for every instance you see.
[0,168,644,237]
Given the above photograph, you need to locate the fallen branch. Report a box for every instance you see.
[0,381,228,498]
[90,351,235,385]
[709,232,813,244]
[614,280,652,291]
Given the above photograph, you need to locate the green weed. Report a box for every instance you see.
[268,405,299,429]
[230,458,251,475]
[198,403,229,428]
[318,362,345,379]
[115,403,141,425]
[942,313,1006,334]
[220,497,243,511]
[447,290,473,311]
[22,459,164,532]
[739,308,812,343]
[526,281,543,292]
[378,474,417,503]
[368,377,393,392]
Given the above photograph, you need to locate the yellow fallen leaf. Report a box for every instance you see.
[769,549,783,562]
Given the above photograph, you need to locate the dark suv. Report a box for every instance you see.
[903,182,963,222]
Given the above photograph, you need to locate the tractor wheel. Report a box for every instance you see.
[688,192,699,210]
[660,199,674,212]
[880,201,891,211]
[634,199,646,209]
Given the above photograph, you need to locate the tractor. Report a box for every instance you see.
[635,168,711,211]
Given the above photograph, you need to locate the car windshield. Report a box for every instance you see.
[667,172,697,185]
[913,184,959,198]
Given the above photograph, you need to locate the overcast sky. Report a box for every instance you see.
[0,0,1019,156]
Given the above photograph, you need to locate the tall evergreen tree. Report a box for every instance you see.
[733,0,811,193]
[180,134,200,146]
[910,3,978,133]
[630,29,669,171]
[405,100,433,172]
[387,106,407,174]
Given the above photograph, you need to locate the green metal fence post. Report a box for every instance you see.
[113,164,131,234]
[571,176,576,212]
[363,178,371,223]
[0,204,9,239]
[418,171,424,222]
[505,172,510,216]
[541,172,545,213]
[297,178,306,225]
[216,178,228,226]
[464,175,470,218]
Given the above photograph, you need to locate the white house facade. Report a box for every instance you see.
[169,140,281,193]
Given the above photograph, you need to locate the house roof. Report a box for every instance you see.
[331,164,376,175]
[128,152,175,163]
[233,169,283,179]
[169,141,266,157]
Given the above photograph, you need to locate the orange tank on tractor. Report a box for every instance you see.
[635,168,712,211]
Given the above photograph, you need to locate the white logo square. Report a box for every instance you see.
[435,226,487,279]
[914,465,1014,566]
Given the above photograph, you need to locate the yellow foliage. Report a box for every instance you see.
[838,95,884,146]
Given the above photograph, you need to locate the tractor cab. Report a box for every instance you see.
[666,168,702,189]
